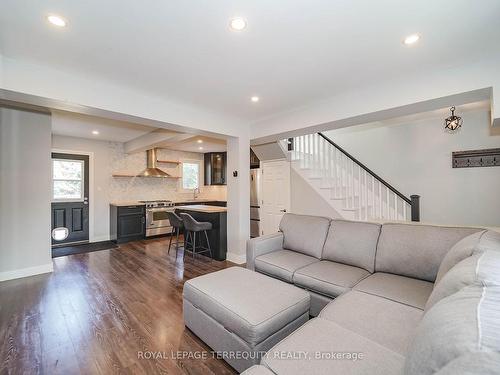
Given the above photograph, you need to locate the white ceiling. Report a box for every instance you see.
[330,101,492,135]
[52,110,227,152]
[159,136,227,153]
[1,1,500,123]
[51,110,156,142]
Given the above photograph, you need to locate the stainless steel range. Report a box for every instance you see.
[140,200,175,237]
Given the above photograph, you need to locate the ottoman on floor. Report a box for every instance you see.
[183,267,310,372]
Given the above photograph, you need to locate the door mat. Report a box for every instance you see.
[52,241,118,258]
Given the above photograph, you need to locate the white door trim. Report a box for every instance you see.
[51,148,96,242]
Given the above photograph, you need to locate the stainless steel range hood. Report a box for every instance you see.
[138,148,171,178]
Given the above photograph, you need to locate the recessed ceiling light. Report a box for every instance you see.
[229,17,247,31]
[92,130,99,135]
[47,15,67,27]
[403,33,420,46]
[197,139,203,144]
[198,146,204,150]
[251,96,260,103]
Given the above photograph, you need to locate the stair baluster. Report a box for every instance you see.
[284,132,420,222]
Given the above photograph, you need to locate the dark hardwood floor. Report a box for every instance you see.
[0,237,238,375]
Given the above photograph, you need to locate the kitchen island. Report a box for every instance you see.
[175,205,227,261]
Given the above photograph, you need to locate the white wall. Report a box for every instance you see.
[52,135,227,242]
[323,109,500,227]
[226,135,250,264]
[0,107,53,281]
[290,168,342,219]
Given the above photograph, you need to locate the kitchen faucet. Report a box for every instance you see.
[193,187,200,200]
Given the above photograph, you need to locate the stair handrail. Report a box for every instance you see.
[315,132,420,221]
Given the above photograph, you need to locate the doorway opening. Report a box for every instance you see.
[51,152,90,247]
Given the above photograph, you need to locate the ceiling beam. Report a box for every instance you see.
[250,88,493,145]
[124,130,194,153]
[0,56,247,139]
[250,53,500,143]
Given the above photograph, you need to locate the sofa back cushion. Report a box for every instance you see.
[279,214,331,259]
[405,285,500,375]
[435,231,485,284]
[425,230,500,311]
[376,223,480,282]
[322,220,381,272]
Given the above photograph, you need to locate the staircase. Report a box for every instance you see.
[284,133,420,222]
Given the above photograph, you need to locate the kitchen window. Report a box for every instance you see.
[182,161,200,190]
[52,159,85,201]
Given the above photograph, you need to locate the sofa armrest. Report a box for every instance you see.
[246,232,284,271]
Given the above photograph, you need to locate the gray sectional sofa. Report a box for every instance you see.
[243,213,500,374]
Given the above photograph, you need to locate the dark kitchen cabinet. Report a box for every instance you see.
[204,152,227,185]
[110,205,145,243]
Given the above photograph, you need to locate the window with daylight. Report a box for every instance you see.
[52,159,84,201]
[182,162,200,190]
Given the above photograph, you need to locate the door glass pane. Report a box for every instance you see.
[53,180,82,200]
[212,154,223,182]
[52,159,84,201]
[53,160,83,179]
[182,162,199,189]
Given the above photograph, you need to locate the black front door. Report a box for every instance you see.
[51,153,89,246]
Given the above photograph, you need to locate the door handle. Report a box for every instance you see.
[280,209,287,213]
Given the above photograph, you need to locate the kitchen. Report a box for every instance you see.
[50,111,230,259]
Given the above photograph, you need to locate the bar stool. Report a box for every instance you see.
[167,212,184,257]
[179,213,213,260]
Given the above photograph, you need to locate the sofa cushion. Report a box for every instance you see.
[321,220,381,272]
[293,261,370,298]
[183,267,310,346]
[435,231,485,284]
[320,290,423,355]
[240,365,276,375]
[405,285,500,375]
[426,243,500,311]
[376,223,480,282]
[434,352,500,375]
[255,249,319,282]
[246,232,284,271]
[262,318,405,375]
[279,213,331,259]
[353,272,433,309]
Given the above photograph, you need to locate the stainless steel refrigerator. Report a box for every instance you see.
[250,169,262,238]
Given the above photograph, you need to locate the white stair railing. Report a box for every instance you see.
[286,133,420,222]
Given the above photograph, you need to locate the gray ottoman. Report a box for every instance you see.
[183,267,310,372]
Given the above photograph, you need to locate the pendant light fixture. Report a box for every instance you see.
[444,106,463,132]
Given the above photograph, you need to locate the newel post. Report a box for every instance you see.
[410,195,420,222]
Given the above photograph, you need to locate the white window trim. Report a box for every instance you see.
[180,159,202,192]
[52,158,85,202]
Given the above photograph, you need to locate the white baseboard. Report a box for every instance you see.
[0,263,54,282]
[226,252,246,265]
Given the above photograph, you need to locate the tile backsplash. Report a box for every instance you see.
[108,144,226,202]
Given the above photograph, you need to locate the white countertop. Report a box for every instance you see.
[110,199,226,207]
[175,205,227,213]
[110,201,144,207]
